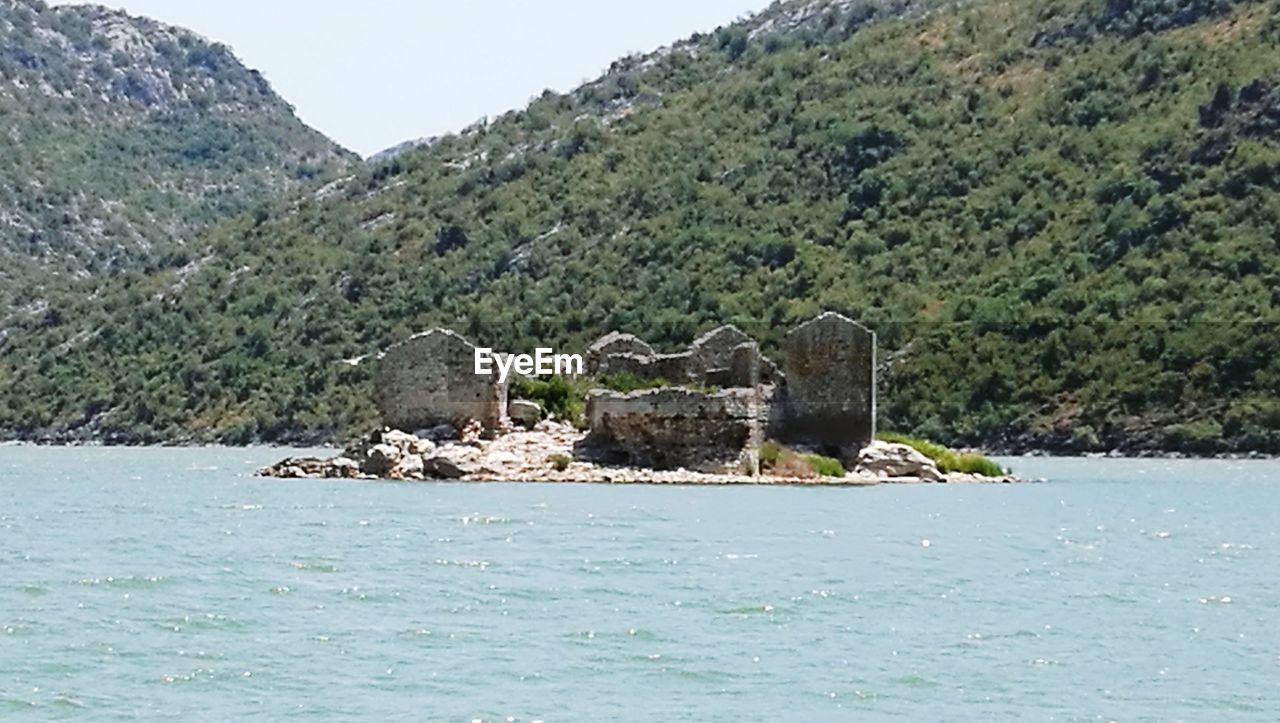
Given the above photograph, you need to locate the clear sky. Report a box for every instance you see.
[53,0,768,157]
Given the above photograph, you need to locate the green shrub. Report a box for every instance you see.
[758,440,784,467]
[547,453,572,472]
[801,453,846,478]
[948,453,1006,477]
[509,376,589,428]
[757,440,845,478]
[877,432,1007,477]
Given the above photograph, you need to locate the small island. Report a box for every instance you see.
[261,313,1023,486]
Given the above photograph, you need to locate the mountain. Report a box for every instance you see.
[1,0,1278,454]
[0,0,355,308]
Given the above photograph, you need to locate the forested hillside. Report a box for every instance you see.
[2,0,1278,454]
[0,0,355,310]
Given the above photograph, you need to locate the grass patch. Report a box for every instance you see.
[546,453,572,472]
[759,440,845,478]
[801,453,846,478]
[878,432,1007,477]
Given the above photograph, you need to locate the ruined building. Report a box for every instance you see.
[373,329,508,434]
[371,312,876,472]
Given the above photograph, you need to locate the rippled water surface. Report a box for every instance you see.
[1,448,1278,720]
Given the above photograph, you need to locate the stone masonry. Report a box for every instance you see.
[372,329,507,433]
[581,387,763,472]
[777,312,876,464]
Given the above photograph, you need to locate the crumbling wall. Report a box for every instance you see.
[581,388,765,471]
[372,329,507,433]
[779,312,876,463]
[587,332,655,375]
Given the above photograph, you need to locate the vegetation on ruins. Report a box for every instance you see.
[1,0,1278,455]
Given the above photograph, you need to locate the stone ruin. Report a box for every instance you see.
[582,387,761,472]
[372,329,508,435]
[582,312,875,471]
[587,324,781,387]
[370,313,876,473]
[777,312,877,460]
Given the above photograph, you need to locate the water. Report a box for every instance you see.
[1,448,1277,721]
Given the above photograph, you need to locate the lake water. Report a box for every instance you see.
[1,448,1277,721]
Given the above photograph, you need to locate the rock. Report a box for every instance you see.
[458,419,485,446]
[479,450,525,476]
[417,424,459,443]
[508,400,543,429]
[393,454,426,480]
[259,457,335,479]
[324,457,361,479]
[855,441,944,482]
[362,444,402,477]
[425,455,477,480]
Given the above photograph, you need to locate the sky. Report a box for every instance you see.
[52,0,768,157]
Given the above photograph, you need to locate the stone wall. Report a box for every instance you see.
[587,332,654,375]
[586,324,779,386]
[778,312,876,464]
[372,329,507,433]
[581,388,764,471]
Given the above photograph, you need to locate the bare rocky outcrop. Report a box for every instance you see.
[854,441,944,482]
[259,424,1023,486]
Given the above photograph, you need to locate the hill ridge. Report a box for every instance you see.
[1,0,1278,455]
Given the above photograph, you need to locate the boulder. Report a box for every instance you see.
[259,457,323,478]
[425,455,477,480]
[362,443,402,477]
[854,441,943,482]
[509,400,543,429]
[381,429,435,455]
[324,457,362,479]
[393,454,426,480]
[416,424,459,443]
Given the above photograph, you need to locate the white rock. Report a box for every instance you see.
[394,454,425,480]
[508,400,543,429]
[855,442,943,482]
[326,457,361,478]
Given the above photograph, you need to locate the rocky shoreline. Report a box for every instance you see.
[258,423,1028,486]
